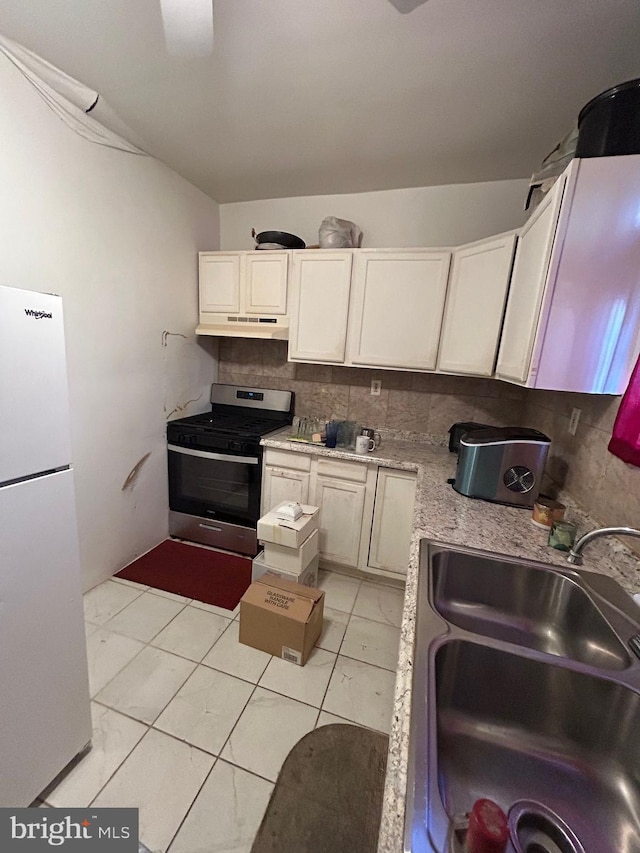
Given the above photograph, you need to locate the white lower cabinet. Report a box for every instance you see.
[262,466,310,511]
[310,458,377,569]
[261,450,311,513]
[367,468,417,575]
[312,476,367,567]
[261,449,416,579]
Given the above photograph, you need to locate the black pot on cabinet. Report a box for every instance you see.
[576,78,640,158]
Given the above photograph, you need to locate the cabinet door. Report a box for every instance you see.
[288,251,353,363]
[368,469,416,575]
[199,253,241,314]
[262,467,310,515]
[532,157,640,394]
[245,253,289,315]
[495,177,566,384]
[348,251,451,370]
[437,233,516,376]
[312,476,366,568]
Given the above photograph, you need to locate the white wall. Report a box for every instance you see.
[0,55,220,591]
[220,179,530,250]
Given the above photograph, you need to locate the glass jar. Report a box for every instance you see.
[548,520,577,552]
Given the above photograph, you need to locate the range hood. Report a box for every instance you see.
[196,315,289,340]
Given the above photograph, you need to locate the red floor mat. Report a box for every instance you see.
[116,539,252,611]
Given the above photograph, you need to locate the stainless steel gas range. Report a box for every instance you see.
[167,384,294,556]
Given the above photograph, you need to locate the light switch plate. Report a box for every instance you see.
[370,379,382,396]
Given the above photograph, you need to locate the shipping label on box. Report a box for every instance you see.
[239,572,324,666]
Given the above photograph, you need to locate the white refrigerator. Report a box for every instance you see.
[0,284,92,807]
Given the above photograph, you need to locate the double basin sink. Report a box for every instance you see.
[405,541,640,853]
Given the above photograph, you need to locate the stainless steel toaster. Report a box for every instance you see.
[453,427,551,507]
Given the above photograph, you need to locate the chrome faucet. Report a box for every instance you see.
[567,526,640,565]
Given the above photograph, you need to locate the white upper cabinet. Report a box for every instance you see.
[244,253,289,315]
[497,154,640,394]
[198,251,289,327]
[438,233,517,377]
[199,253,241,314]
[347,250,451,370]
[495,177,567,384]
[288,250,353,363]
[201,157,640,391]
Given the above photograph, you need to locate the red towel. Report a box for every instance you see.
[608,354,640,467]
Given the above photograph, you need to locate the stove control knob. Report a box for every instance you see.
[229,440,244,453]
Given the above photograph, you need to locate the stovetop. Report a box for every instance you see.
[167,384,294,455]
[169,409,290,441]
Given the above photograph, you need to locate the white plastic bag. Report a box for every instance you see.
[318,217,363,249]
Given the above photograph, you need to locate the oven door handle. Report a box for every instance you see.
[167,444,259,465]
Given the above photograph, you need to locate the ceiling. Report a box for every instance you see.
[0,0,639,203]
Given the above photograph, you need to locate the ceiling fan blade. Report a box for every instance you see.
[387,0,429,12]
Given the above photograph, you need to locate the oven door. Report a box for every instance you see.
[167,444,262,527]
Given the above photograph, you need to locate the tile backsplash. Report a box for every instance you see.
[522,389,640,557]
[217,339,527,435]
[219,339,639,557]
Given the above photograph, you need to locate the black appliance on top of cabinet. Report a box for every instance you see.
[167,384,294,556]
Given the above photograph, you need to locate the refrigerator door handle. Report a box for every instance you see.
[1,465,71,490]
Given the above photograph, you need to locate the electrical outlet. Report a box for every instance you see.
[370,379,382,396]
[568,407,581,435]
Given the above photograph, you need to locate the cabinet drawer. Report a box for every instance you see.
[264,449,311,472]
[316,457,369,483]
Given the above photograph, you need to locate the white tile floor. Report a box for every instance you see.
[41,569,404,852]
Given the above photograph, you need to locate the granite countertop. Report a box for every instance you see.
[262,429,640,853]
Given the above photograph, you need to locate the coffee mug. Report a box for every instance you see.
[355,435,375,454]
[361,427,381,448]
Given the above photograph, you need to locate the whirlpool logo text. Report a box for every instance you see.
[24,309,53,319]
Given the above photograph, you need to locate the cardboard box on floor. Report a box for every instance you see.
[257,503,319,549]
[252,549,319,588]
[262,528,319,573]
[239,572,324,666]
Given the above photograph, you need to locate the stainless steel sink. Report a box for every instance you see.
[405,541,640,853]
[432,549,630,669]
